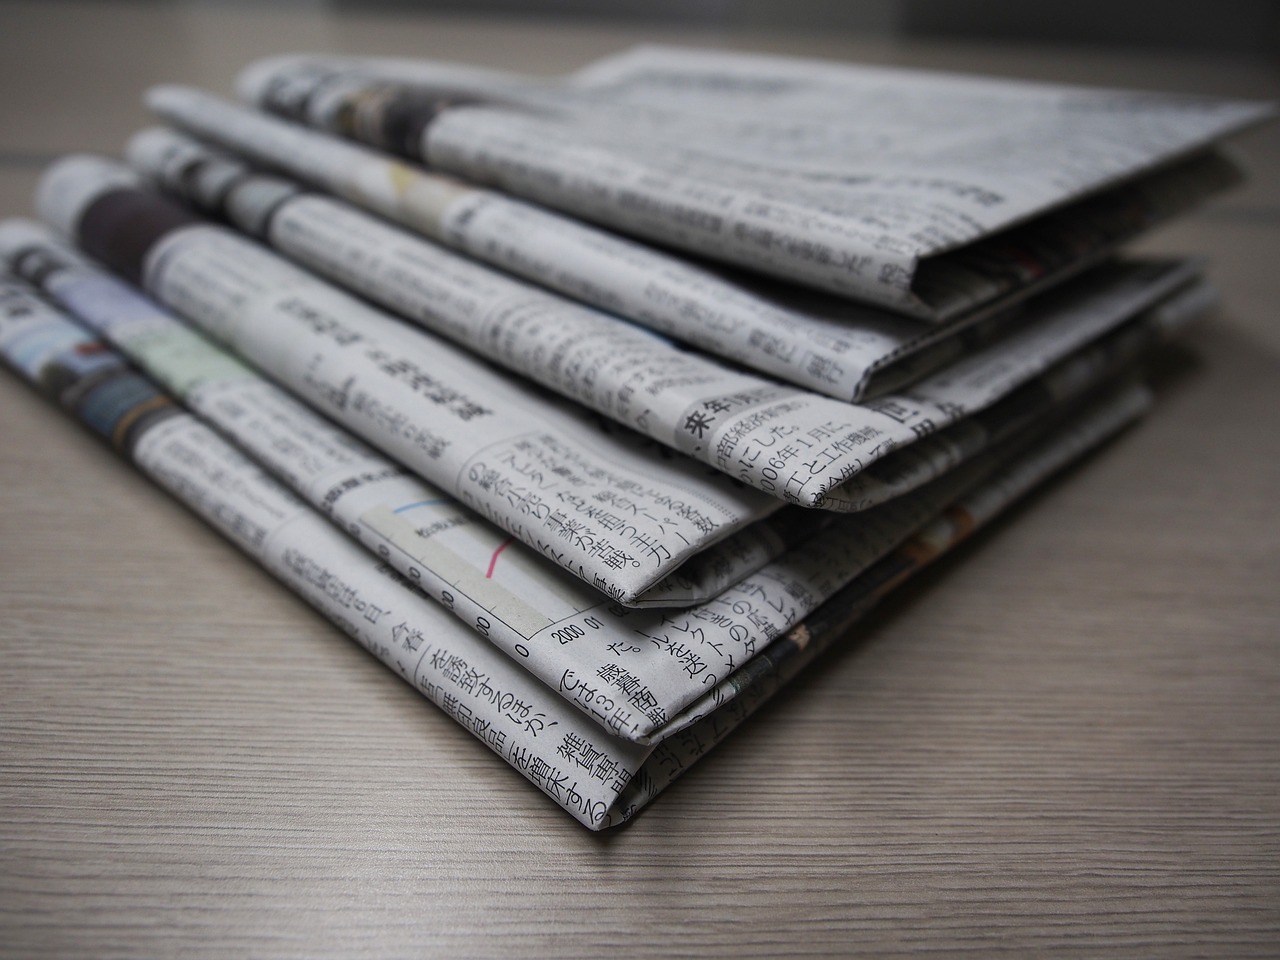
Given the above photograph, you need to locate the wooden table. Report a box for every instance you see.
[1,4,1277,956]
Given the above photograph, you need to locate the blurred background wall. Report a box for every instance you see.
[116,0,1280,57]
[21,0,1279,57]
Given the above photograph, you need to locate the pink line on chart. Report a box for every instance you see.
[486,537,515,579]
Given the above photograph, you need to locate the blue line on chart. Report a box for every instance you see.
[394,498,452,513]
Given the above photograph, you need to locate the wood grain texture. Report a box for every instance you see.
[1,4,1277,957]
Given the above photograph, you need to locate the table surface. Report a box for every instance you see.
[1,3,1277,957]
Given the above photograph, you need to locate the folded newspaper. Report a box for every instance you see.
[0,45,1263,828]
[0,219,1192,745]
[41,155,1205,533]
[18,156,1203,739]
[231,47,1270,316]
[0,267,1154,828]
[146,81,1245,403]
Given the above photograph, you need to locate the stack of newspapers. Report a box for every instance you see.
[0,47,1270,828]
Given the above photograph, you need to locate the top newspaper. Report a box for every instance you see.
[236,45,1270,316]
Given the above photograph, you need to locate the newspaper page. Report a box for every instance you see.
[0,218,812,613]
[236,49,1269,314]
[4,218,1088,744]
[18,175,1204,744]
[126,126,1213,514]
[39,157,796,604]
[0,219,968,740]
[146,86,1195,405]
[113,131,1203,512]
[0,270,1152,826]
[0,271,652,830]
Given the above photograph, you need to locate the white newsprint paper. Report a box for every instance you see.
[0,219,1035,744]
[235,46,1268,314]
[130,125,1210,518]
[148,83,1243,401]
[37,157,785,605]
[117,124,1208,502]
[0,268,1152,828]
